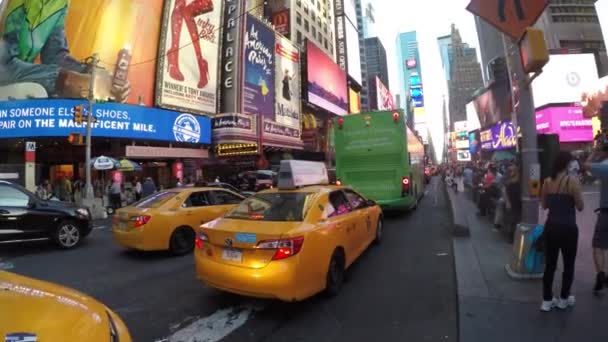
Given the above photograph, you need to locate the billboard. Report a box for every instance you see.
[480,121,518,151]
[0,0,162,106]
[346,19,362,85]
[243,15,275,119]
[454,121,467,132]
[156,0,222,114]
[410,72,421,86]
[472,88,500,128]
[466,102,481,131]
[531,53,599,108]
[414,107,426,124]
[0,99,211,143]
[349,88,360,113]
[469,130,480,154]
[306,41,348,115]
[457,150,471,161]
[535,105,593,142]
[406,59,417,69]
[274,35,300,129]
[272,9,290,36]
[375,77,394,110]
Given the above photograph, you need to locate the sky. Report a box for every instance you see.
[365,0,481,160]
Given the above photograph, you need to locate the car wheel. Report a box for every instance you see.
[325,249,345,297]
[169,226,195,256]
[53,221,82,249]
[374,217,384,245]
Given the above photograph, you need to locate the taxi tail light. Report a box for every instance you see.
[401,176,411,196]
[195,233,209,250]
[131,215,151,228]
[256,236,304,260]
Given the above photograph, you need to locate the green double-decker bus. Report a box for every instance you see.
[333,110,425,211]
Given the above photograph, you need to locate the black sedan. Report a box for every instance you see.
[0,181,92,249]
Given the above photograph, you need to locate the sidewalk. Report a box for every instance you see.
[448,187,608,342]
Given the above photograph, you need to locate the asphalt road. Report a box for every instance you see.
[1,178,458,342]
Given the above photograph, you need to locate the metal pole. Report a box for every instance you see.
[504,34,542,279]
[85,53,98,200]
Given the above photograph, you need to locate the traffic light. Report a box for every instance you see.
[68,133,83,145]
[520,28,549,74]
[73,105,83,124]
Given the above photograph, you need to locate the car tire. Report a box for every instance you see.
[53,220,83,249]
[374,217,384,245]
[169,226,195,256]
[325,249,345,297]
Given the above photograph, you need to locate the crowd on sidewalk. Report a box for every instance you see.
[444,146,608,313]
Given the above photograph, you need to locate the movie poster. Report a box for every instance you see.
[243,14,275,119]
[156,0,222,115]
[0,0,163,106]
[274,35,300,129]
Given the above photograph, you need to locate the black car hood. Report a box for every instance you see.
[41,200,78,210]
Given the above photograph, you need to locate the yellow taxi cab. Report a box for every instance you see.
[0,270,131,341]
[194,161,383,301]
[112,187,244,255]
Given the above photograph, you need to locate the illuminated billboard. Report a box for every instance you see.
[374,77,395,110]
[306,41,348,115]
[406,59,417,69]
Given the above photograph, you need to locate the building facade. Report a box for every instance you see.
[447,25,484,131]
[396,31,422,108]
[437,35,453,82]
[268,0,336,60]
[535,0,607,76]
[365,37,389,90]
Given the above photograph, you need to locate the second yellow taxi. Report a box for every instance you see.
[194,160,383,301]
[113,187,245,255]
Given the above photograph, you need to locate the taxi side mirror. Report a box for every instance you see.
[365,199,376,207]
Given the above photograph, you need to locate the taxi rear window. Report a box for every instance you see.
[135,191,177,208]
[225,192,315,221]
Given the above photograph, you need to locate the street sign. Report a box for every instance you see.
[466,0,549,40]
[25,141,36,152]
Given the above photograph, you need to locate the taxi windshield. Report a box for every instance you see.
[225,192,315,222]
[134,191,177,209]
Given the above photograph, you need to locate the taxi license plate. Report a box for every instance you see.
[222,248,242,262]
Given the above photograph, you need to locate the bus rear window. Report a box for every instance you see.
[135,191,177,208]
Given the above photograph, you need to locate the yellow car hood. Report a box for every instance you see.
[0,270,114,341]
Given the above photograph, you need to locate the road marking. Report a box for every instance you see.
[93,225,107,230]
[436,253,448,257]
[157,303,264,342]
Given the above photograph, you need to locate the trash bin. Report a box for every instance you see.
[505,223,545,279]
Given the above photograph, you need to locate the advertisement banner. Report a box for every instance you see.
[335,15,347,73]
[156,0,222,115]
[219,0,245,114]
[243,15,275,119]
[481,121,518,151]
[274,36,300,129]
[414,107,426,124]
[306,41,348,115]
[272,10,290,36]
[0,99,211,143]
[0,0,162,106]
[473,88,500,128]
[375,76,394,110]
[535,105,593,142]
[349,88,360,114]
[469,131,480,154]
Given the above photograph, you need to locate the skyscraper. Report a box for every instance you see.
[535,0,607,75]
[364,37,389,88]
[447,24,483,131]
[361,1,376,38]
[355,0,369,111]
[437,35,453,82]
[396,31,422,109]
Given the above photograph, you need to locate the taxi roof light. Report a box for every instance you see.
[277,160,329,190]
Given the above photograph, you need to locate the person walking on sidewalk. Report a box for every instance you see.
[584,150,608,292]
[540,151,585,312]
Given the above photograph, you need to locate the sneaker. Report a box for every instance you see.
[556,296,575,309]
[594,272,605,292]
[540,298,557,312]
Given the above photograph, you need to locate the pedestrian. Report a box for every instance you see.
[175,178,183,188]
[540,151,584,312]
[35,179,50,200]
[110,179,122,210]
[133,177,142,201]
[584,149,608,292]
[142,177,156,198]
